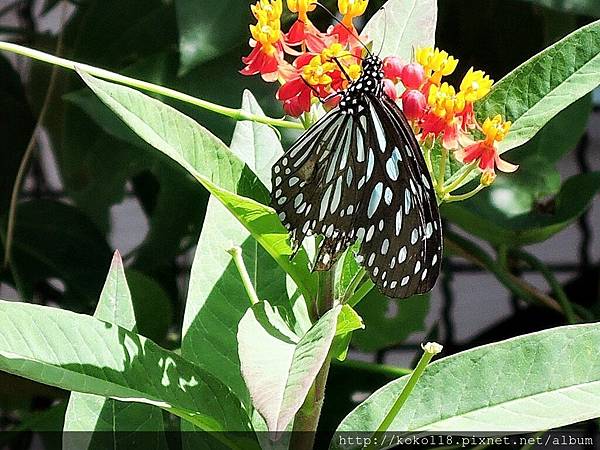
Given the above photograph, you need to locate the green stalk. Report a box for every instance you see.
[442,160,478,194]
[437,147,448,194]
[226,246,260,306]
[333,358,412,377]
[512,249,578,324]
[444,183,485,203]
[291,268,335,450]
[0,41,303,130]
[366,343,443,450]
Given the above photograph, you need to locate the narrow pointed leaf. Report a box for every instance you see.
[477,19,600,153]
[76,70,317,302]
[63,252,166,449]
[0,301,256,445]
[332,323,600,448]
[182,91,291,405]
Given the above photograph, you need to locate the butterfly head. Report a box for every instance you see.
[339,55,384,113]
[361,55,384,81]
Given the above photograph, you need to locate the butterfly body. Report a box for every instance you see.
[272,55,442,299]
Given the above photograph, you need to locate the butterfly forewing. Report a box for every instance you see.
[271,55,443,299]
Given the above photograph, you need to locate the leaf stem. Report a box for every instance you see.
[4,8,67,269]
[511,249,578,324]
[333,358,412,377]
[442,161,478,194]
[291,267,336,449]
[437,147,448,193]
[226,246,260,306]
[444,184,485,203]
[444,231,579,318]
[0,41,304,130]
[367,343,442,448]
[346,279,374,308]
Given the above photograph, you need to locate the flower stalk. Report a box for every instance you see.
[226,246,261,306]
[366,342,443,450]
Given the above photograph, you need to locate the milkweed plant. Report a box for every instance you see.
[0,0,599,449]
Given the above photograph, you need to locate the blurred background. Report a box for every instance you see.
[0,0,598,447]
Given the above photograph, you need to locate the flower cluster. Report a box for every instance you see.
[241,0,517,187]
[384,48,517,178]
[241,0,367,116]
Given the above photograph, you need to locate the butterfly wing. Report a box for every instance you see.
[353,95,442,298]
[272,95,442,299]
[272,108,365,269]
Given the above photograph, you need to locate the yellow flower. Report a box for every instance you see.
[302,55,336,86]
[249,0,283,55]
[320,43,361,81]
[428,82,466,120]
[415,47,459,85]
[338,0,369,27]
[482,115,511,145]
[480,170,497,186]
[347,63,362,80]
[460,68,493,102]
[287,0,317,23]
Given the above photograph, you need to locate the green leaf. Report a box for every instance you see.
[0,200,112,305]
[518,0,600,17]
[125,269,173,343]
[64,252,167,448]
[0,301,256,442]
[181,91,294,406]
[477,19,600,153]
[364,0,437,61]
[443,97,595,246]
[76,70,318,302]
[333,322,600,443]
[331,305,364,362]
[445,171,600,246]
[352,289,430,352]
[238,302,342,433]
[175,0,250,75]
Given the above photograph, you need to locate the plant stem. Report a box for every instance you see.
[226,246,260,306]
[444,231,576,317]
[0,41,304,131]
[437,147,448,193]
[333,358,412,377]
[4,7,66,269]
[443,160,478,194]
[316,268,335,318]
[290,358,331,450]
[291,268,335,450]
[444,184,485,203]
[512,249,578,324]
[366,343,443,450]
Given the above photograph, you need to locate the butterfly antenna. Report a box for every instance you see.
[315,1,373,56]
[377,7,387,56]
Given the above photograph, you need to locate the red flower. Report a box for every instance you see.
[241,42,284,81]
[277,76,313,116]
[455,115,518,174]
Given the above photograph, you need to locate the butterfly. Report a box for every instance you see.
[271,54,442,299]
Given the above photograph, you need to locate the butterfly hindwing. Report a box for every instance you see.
[354,95,442,298]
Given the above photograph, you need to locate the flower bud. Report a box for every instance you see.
[481,170,497,186]
[400,63,425,89]
[383,79,398,101]
[401,89,427,121]
[383,56,404,83]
